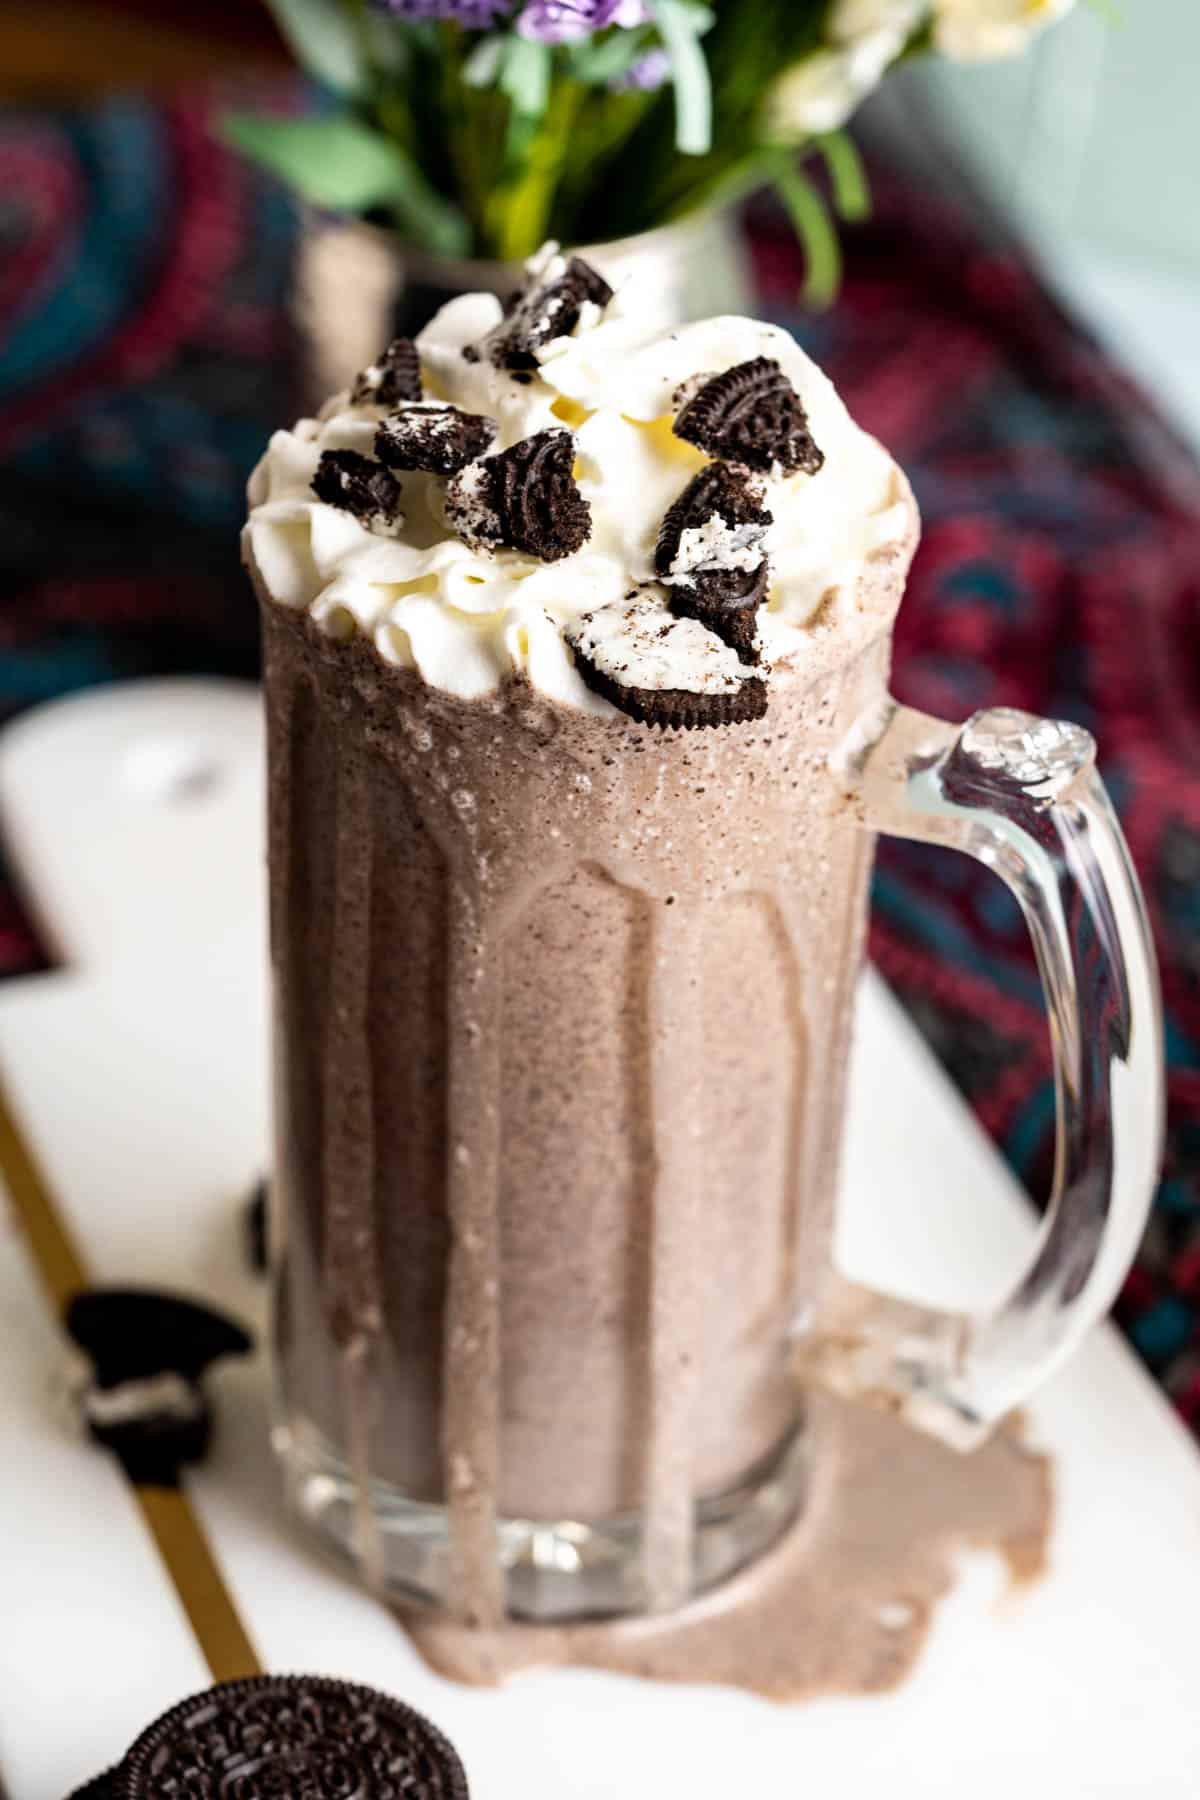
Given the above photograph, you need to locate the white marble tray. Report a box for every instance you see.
[1,679,1197,1799]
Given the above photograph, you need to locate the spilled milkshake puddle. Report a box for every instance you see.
[400,1398,1053,1700]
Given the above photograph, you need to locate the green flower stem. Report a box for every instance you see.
[487,77,586,260]
[817,129,871,223]
[548,88,657,240]
[768,149,840,309]
[339,0,379,86]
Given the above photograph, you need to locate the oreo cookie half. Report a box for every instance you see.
[465,253,613,372]
[116,1676,470,1800]
[674,356,824,477]
[311,449,405,536]
[351,336,423,408]
[566,594,768,730]
[655,463,773,664]
[445,429,591,562]
[375,403,497,477]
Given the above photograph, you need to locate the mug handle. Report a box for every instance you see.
[802,700,1164,1451]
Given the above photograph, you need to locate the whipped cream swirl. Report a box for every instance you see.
[245,250,912,712]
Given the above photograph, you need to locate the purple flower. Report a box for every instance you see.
[374,0,515,23]
[610,46,670,90]
[517,0,648,43]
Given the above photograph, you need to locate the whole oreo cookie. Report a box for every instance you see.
[115,1676,470,1800]
[311,449,405,536]
[446,429,590,562]
[465,253,613,372]
[673,356,824,477]
[351,336,423,408]
[375,403,497,477]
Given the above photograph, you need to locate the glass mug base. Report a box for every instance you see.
[274,1411,811,1622]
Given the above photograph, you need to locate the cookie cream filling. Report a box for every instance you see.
[245,250,912,712]
[566,595,762,696]
[662,515,767,582]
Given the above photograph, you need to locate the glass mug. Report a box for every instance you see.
[263,600,1162,1626]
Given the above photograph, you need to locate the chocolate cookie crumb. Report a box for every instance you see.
[674,356,824,476]
[655,463,772,579]
[351,336,423,407]
[669,560,770,665]
[375,403,497,477]
[465,253,613,372]
[446,429,590,561]
[67,1288,253,1488]
[654,463,772,658]
[311,449,405,536]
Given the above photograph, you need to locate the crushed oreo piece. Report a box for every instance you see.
[117,1676,470,1800]
[673,356,825,476]
[311,449,404,536]
[465,253,613,372]
[446,429,590,562]
[669,559,770,665]
[654,463,772,661]
[375,403,497,477]
[67,1776,116,1799]
[655,463,772,579]
[67,1289,253,1488]
[566,595,768,730]
[351,335,422,408]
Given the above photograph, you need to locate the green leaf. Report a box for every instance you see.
[769,153,841,309]
[816,130,870,224]
[499,36,552,122]
[498,35,552,165]
[463,34,506,88]
[260,0,365,95]
[647,0,713,156]
[568,27,653,87]
[361,7,414,75]
[221,114,470,254]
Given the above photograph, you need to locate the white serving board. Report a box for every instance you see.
[0,678,1197,1800]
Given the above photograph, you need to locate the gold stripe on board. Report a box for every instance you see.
[0,1080,87,1310]
[137,1487,261,1681]
[0,1074,262,1682]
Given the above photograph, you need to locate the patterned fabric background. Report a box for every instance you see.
[2,88,1198,1430]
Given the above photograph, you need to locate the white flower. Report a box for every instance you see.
[933,0,1075,62]
[830,0,925,42]
[764,28,905,139]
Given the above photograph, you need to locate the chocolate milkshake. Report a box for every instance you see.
[245,247,920,1627]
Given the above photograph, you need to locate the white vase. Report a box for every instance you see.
[291,208,754,411]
